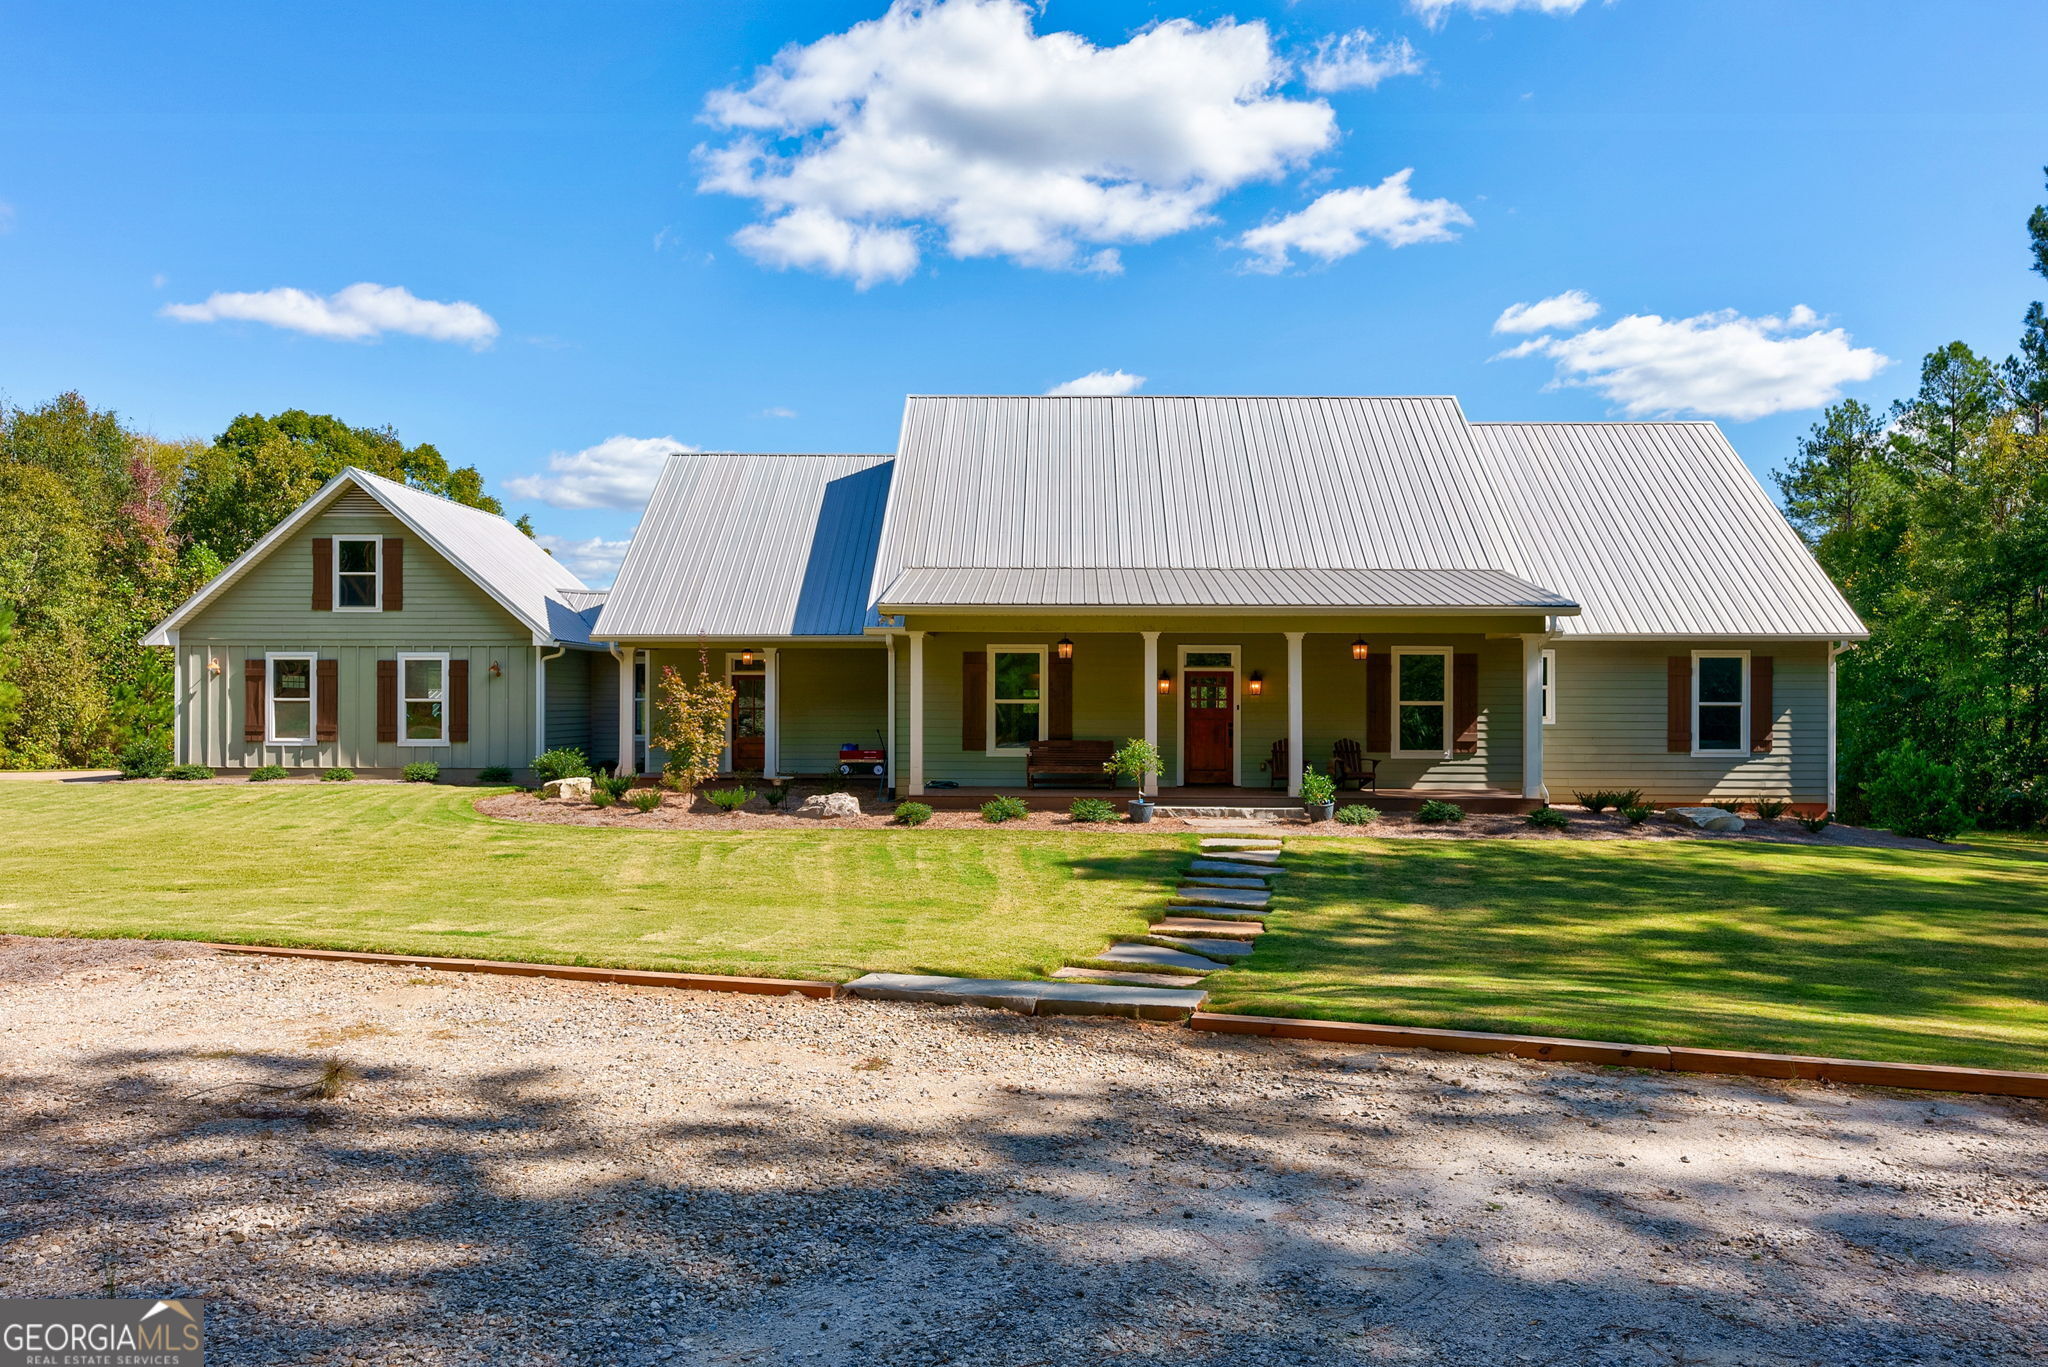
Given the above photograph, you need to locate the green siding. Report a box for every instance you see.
[778,647,887,773]
[544,650,596,754]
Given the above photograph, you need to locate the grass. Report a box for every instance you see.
[1201,834,2048,1072]
[0,785,1175,983]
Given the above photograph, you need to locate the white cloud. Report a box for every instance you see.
[697,0,1337,282]
[1239,169,1471,272]
[505,435,696,510]
[534,533,635,585]
[761,406,799,419]
[1493,289,1601,334]
[1301,30,1423,92]
[1045,369,1145,397]
[160,283,499,347]
[1498,304,1891,420]
[1411,0,1597,26]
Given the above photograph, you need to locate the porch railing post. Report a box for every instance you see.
[614,646,637,777]
[1140,630,1160,797]
[885,633,898,798]
[1285,631,1305,798]
[907,629,927,796]
[763,646,781,779]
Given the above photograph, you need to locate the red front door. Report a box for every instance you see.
[1184,671,1234,784]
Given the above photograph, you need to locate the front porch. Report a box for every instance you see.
[915,783,1539,815]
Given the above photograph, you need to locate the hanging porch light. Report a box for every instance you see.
[1158,670,1172,694]
[1246,670,1264,696]
[1351,638,1370,661]
[1056,636,1074,660]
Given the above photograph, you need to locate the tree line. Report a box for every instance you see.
[0,398,519,767]
[1777,173,2048,831]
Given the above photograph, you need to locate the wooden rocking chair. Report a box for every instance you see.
[1332,738,1379,792]
[1260,737,1289,790]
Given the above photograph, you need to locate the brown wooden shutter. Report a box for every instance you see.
[449,659,470,743]
[1451,652,1480,755]
[1047,650,1073,740]
[312,538,333,611]
[1365,651,1391,753]
[315,659,339,741]
[383,538,403,612]
[961,650,986,751]
[376,660,399,743]
[1749,655,1774,753]
[1667,656,1691,753]
[243,658,266,742]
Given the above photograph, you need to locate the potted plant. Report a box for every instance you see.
[1299,764,1337,822]
[1102,738,1164,822]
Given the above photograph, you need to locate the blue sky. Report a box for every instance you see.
[3,0,2045,581]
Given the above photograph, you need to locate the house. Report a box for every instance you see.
[144,468,616,774]
[152,395,1868,811]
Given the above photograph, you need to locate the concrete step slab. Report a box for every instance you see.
[1188,857,1283,876]
[1173,886,1271,909]
[1181,875,1270,890]
[1051,966,1206,989]
[1151,935,1257,959]
[1092,944,1226,974]
[1166,904,1268,921]
[843,973,1204,1021]
[1155,916,1264,939]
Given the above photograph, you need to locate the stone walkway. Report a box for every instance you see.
[846,837,1284,1017]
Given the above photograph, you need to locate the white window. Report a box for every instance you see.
[267,652,317,744]
[1692,650,1749,755]
[1392,647,1452,757]
[1541,648,1557,725]
[987,645,1047,753]
[398,653,449,745]
[335,535,381,611]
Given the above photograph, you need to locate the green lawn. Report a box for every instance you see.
[1200,834,2048,1071]
[0,785,1176,982]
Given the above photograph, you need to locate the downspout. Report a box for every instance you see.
[536,644,566,761]
[1827,640,1856,816]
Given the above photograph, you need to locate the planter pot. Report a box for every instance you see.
[1305,801,1336,823]
[1127,798,1156,824]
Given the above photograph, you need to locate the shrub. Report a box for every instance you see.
[762,782,791,807]
[1335,803,1380,826]
[706,786,754,813]
[531,747,591,783]
[1620,804,1654,826]
[1101,737,1163,789]
[893,801,934,826]
[980,796,1029,824]
[321,767,356,782]
[1526,805,1571,830]
[628,789,663,814]
[593,772,632,800]
[1864,741,1973,841]
[476,766,515,784]
[1068,797,1119,823]
[1797,812,1832,834]
[1573,789,1614,814]
[164,764,214,781]
[1751,796,1788,821]
[118,737,172,779]
[1415,799,1465,824]
[1298,765,1337,806]
[401,761,440,784]
[591,791,616,809]
[1709,798,1743,814]
[249,764,289,783]
[1977,779,2047,830]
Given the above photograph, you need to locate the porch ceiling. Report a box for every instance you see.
[877,566,1578,614]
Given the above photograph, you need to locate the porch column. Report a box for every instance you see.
[1285,631,1305,797]
[885,633,898,796]
[907,629,927,796]
[1521,633,1548,800]
[762,647,781,779]
[614,647,637,777]
[1140,630,1160,797]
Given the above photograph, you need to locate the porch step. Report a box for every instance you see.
[1091,944,1226,974]
[843,973,1204,1021]
[1151,935,1256,960]
[1155,805,1297,819]
[1051,966,1206,989]
[1199,838,1282,851]
[1188,856,1284,876]
[1154,916,1264,939]
[1172,886,1271,910]
[1181,874,1271,890]
[1166,904,1268,921]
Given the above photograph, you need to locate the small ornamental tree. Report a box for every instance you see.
[651,646,735,793]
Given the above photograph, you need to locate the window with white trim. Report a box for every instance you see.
[1541,648,1556,725]
[1392,647,1452,756]
[268,653,316,744]
[398,653,448,745]
[988,646,1047,753]
[1693,650,1748,754]
[335,535,381,610]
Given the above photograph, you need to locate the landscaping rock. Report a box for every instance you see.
[792,792,863,819]
[1668,805,1746,832]
[540,777,594,802]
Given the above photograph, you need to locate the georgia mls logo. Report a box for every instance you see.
[1,1298,205,1366]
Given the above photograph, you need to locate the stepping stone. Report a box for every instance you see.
[1181,874,1270,890]
[843,973,1204,1021]
[1150,935,1256,959]
[1093,944,1226,974]
[1155,916,1263,939]
[1166,904,1267,921]
[1052,966,1205,989]
[1200,838,1282,850]
[1188,857,1283,877]
[1173,886,1271,909]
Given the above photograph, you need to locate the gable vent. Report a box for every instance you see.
[329,487,384,517]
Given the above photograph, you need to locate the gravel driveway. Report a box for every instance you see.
[1,935,2041,1366]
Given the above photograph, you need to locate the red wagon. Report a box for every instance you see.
[838,744,887,776]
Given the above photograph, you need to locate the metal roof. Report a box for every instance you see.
[877,566,1577,612]
[144,467,598,647]
[1467,423,1867,638]
[593,454,894,639]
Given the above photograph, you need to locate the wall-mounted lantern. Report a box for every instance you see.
[1056,636,1074,660]
[1157,670,1172,694]
[1246,670,1264,696]
[490,661,503,678]
[207,657,223,677]
[740,648,755,666]
[1351,638,1370,661]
